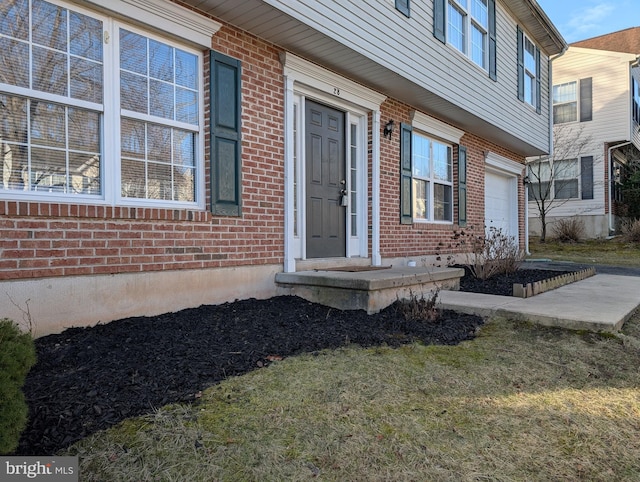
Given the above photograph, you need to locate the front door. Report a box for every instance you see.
[305,100,346,258]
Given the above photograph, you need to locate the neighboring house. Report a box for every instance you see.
[527,27,640,239]
[0,0,564,336]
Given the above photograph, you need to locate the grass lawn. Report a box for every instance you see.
[528,236,640,267]
[65,310,640,481]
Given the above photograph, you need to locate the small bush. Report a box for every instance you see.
[0,318,36,454]
[396,289,440,322]
[622,218,640,244]
[463,227,523,281]
[552,217,585,243]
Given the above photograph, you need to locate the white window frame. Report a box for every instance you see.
[446,0,489,71]
[528,158,580,201]
[553,81,578,124]
[411,132,453,224]
[523,33,538,108]
[0,0,218,209]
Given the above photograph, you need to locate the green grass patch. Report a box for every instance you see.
[64,310,640,481]
[528,237,640,267]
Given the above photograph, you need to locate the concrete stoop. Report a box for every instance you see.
[275,266,464,314]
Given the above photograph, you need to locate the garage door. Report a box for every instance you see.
[484,169,517,240]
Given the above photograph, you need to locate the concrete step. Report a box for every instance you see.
[275,266,463,314]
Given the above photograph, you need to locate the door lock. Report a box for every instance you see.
[339,180,348,207]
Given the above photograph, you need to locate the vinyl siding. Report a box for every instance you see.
[531,47,636,217]
[264,0,552,154]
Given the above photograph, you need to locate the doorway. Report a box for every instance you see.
[305,99,346,258]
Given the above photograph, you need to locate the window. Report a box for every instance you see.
[0,0,203,207]
[528,157,593,201]
[517,27,540,112]
[523,36,537,106]
[552,78,592,124]
[401,127,453,223]
[434,0,496,78]
[553,82,577,124]
[446,0,488,69]
[633,78,640,125]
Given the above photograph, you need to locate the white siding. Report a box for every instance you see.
[265,0,552,153]
[530,47,636,219]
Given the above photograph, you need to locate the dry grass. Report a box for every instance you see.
[65,309,640,481]
[528,236,640,267]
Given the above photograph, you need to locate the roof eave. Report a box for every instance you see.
[503,0,567,55]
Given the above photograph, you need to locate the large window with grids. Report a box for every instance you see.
[410,132,453,223]
[0,0,202,206]
[447,0,490,70]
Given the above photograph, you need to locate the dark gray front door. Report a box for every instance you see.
[305,100,346,258]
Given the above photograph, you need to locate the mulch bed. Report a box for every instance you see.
[15,268,571,456]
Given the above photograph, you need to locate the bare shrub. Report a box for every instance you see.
[552,217,585,243]
[463,227,523,281]
[622,218,640,244]
[396,289,440,322]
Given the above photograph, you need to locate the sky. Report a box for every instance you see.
[536,0,639,44]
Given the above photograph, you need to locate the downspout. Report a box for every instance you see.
[526,49,567,255]
[524,166,530,255]
[608,141,632,234]
[372,110,382,266]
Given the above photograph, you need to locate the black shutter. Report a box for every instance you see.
[580,77,593,122]
[488,0,497,81]
[396,0,410,17]
[535,46,541,114]
[517,26,524,102]
[433,0,446,43]
[210,51,242,216]
[458,145,467,227]
[400,123,413,225]
[581,156,594,200]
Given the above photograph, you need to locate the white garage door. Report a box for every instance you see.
[485,169,517,240]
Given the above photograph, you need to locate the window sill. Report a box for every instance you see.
[0,200,210,222]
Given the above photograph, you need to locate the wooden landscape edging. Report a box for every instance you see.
[512,267,596,298]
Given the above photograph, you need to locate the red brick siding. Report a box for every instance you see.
[0,11,526,282]
[375,100,526,259]
[0,22,286,282]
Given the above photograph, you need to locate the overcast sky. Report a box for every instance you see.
[536,0,639,44]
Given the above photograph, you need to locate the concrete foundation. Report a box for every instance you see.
[1,264,281,337]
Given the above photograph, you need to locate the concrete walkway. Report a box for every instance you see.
[439,273,640,332]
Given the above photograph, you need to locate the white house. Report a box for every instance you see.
[527,27,640,239]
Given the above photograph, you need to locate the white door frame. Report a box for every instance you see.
[485,151,523,245]
[282,53,386,272]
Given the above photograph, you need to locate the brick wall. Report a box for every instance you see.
[376,100,526,259]
[0,13,527,283]
[0,22,286,282]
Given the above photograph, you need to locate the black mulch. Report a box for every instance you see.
[15,268,571,456]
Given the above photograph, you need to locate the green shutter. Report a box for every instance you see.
[458,145,467,227]
[210,51,242,216]
[400,123,413,225]
[580,77,593,122]
[433,0,446,43]
[535,46,541,114]
[581,156,594,200]
[396,0,410,17]
[517,26,524,102]
[488,0,497,81]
